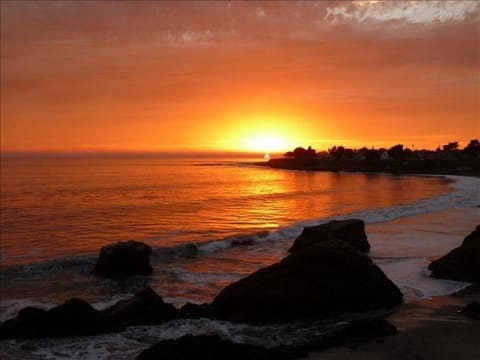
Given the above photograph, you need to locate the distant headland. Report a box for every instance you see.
[257,140,480,177]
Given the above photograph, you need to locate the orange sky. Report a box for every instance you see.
[1,1,479,153]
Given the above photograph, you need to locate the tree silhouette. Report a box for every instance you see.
[388,144,404,160]
[463,139,480,156]
[442,142,459,152]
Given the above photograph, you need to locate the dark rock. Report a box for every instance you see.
[428,225,480,283]
[104,286,176,326]
[178,302,213,319]
[93,240,153,277]
[289,219,370,253]
[136,334,306,360]
[178,243,198,258]
[0,307,48,339]
[231,237,255,246]
[462,225,480,247]
[0,298,124,339]
[461,301,480,320]
[212,241,402,323]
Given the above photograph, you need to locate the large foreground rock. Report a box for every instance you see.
[136,334,306,360]
[289,219,370,253]
[428,225,480,283]
[212,241,402,323]
[0,298,124,339]
[103,286,176,326]
[93,240,153,277]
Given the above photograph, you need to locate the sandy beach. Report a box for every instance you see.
[309,292,480,360]
[309,206,480,360]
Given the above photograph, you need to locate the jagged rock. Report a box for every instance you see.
[103,286,176,326]
[289,219,370,253]
[0,298,124,339]
[93,240,153,277]
[136,334,306,360]
[428,225,480,283]
[212,241,402,324]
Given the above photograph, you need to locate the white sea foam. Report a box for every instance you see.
[5,318,346,360]
[192,176,480,257]
[374,257,471,300]
[168,267,244,287]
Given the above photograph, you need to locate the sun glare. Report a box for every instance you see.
[221,110,309,153]
[243,134,290,153]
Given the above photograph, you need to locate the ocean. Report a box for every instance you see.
[1,155,479,359]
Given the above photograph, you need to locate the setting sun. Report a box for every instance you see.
[217,110,310,153]
[242,134,290,153]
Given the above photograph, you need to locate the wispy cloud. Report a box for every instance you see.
[325,1,479,24]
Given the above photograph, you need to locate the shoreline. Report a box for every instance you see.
[1,212,479,359]
[309,207,480,359]
[311,290,480,360]
[1,177,479,359]
[254,158,480,178]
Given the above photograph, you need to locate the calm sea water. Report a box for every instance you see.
[0,156,456,268]
[1,155,479,359]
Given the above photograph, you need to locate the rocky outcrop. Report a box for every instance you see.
[136,334,306,360]
[0,298,124,339]
[93,240,153,277]
[289,219,370,253]
[428,225,480,283]
[212,241,402,324]
[103,286,176,326]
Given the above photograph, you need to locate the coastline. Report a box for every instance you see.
[1,170,479,359]
[311,291,480,360]
[255,158,480,178]
[309,207,480,359]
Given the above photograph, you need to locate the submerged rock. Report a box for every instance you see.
[93,240,153,277]
[178,243,199,258]
[212,241,402,324]
[428,225,480,283]
[289,219,370,253]
[136,334,306,360]
[103,286,176,326]
[0,298,124,339]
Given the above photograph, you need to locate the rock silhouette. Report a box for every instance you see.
[212,241,402,323]
[93,240,153,277]
[428,225,480,283]
[289,219,370,253]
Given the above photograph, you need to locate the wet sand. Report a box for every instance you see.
[308,292,480,360]
[308,206,480,360]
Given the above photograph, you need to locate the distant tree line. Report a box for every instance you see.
[283,139,480,162]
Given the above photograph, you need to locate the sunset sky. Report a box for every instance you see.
[1,1,479,154]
